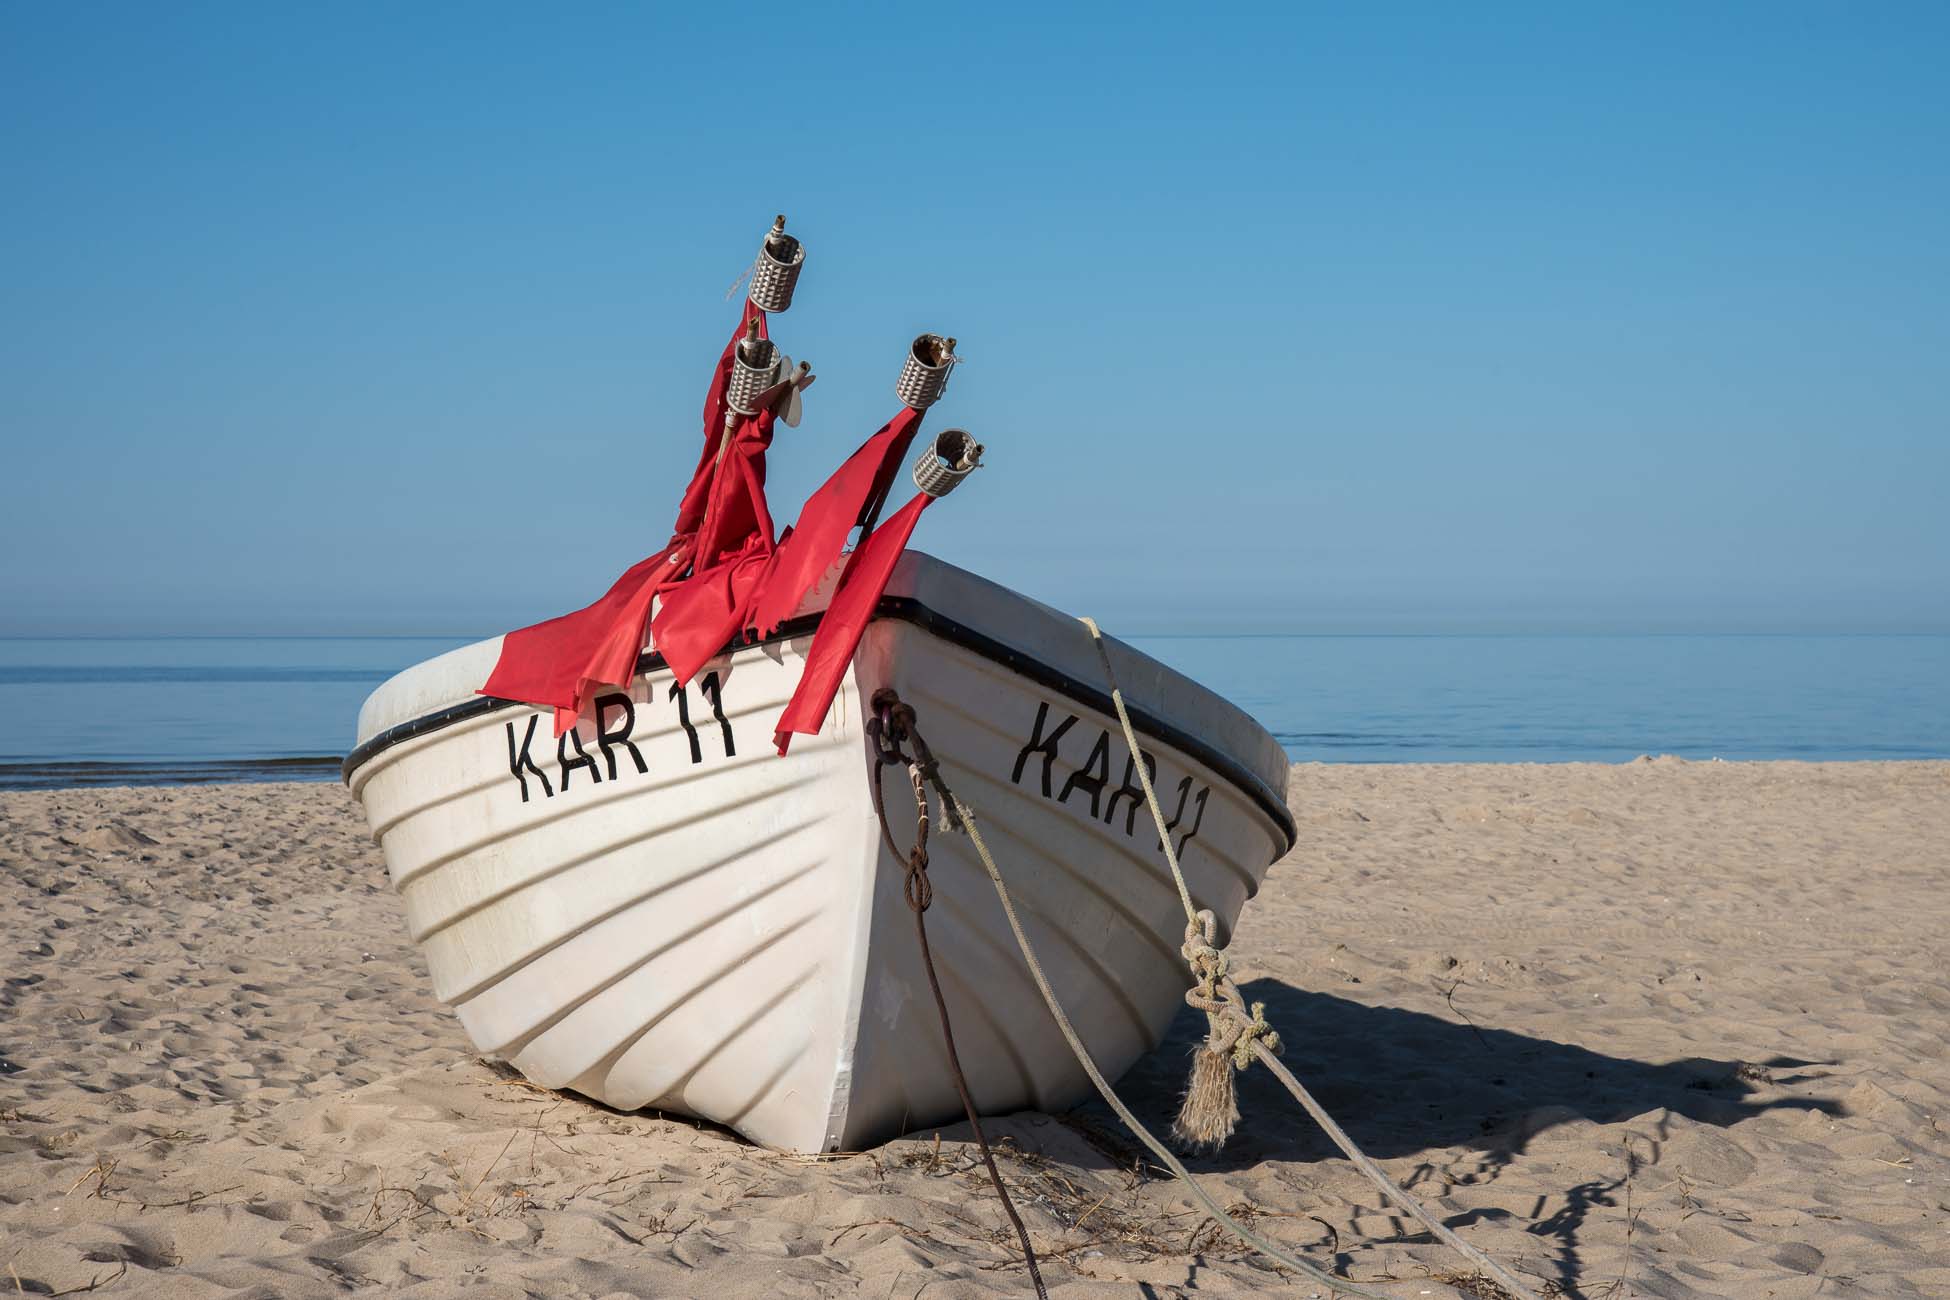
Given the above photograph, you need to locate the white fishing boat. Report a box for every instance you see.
[342,217,1294,1153]
[344,554,1291,1153]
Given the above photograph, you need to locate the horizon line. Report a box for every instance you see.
[4,628,1950,642]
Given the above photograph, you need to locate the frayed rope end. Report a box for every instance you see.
[1171,1000,1282,1152]
[1171,1044,1241,1151]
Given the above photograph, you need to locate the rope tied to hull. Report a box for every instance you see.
[866,691,1047,1300]
[899,761,934,913]
[1074,615,1283,1150]
[872,691,1390,1297]
[1175,907,1282,1148]
[861,650,1544,1300]
[1072,620,1545,1300]
[1181,910,1281,1067]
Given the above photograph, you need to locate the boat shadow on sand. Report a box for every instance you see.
[1069,979,1844,1175]
[1048,979,1843,1289]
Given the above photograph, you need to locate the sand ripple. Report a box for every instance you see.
[3,764,1946,1296]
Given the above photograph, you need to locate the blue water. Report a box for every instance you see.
[0,638,469,788]
[1129,634,1950,764]
[0,634,1944,788]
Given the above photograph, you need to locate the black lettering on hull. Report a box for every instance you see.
[1174,784,1209,858]
[506,716,554,803]
[557,729,603,792]
[1011,702,1078,797]
[1057,731,1111,819]
[508,667,741,802]
[1103,749,1157,836]
[669,681,702,764]
[595,694,648,779]
[700,671,736,757]
[1010,702,1216,862]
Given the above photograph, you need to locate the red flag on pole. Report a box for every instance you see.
[675,308,767,536]
[748,407,921,637]
[477,279,966,755]
[479,542,684,734]
[773,490,934,754]
[479,306,768,731]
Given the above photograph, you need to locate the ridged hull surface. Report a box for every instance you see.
[350,594,1287,1152]
[838,622,1277,1148]
[351,637,879,1152]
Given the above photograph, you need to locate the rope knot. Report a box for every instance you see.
[1171,908,1285,1149]
[1230,1001,1281,1069]
[1180,909,1228,993]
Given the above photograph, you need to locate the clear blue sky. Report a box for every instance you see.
[3,3,1945,636]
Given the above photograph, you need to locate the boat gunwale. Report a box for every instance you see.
[341,597,1299,853]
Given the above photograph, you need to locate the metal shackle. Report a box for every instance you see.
[912,428,984,498]
[895,333,958,411]
[747,215,805,314]
[725,320,781,416]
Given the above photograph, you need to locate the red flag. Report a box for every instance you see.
[480,542,685,731]
[478,305,770,732]
[649,399,784,683]
[774,491,933,754]
[674,308,767,535]
[692,407,778,568]
[476,300,963,760]
[748,407,921,637]
[649,534,775,687]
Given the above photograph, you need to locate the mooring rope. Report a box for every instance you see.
[1075,617,1544,1300]
[898,730,1390,1298]
[867,695,1048,1300]
[861,627,1544,1294]
[859,637,1545,1295]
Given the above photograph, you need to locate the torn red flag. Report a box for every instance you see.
[748,406,921,638]
[649,532,775,688]
[479,306,769,731]
[773,490,934,754]
[675,308,768,536]
[479,542,686,733]
[692,405,779,570]
[478,288,962,755]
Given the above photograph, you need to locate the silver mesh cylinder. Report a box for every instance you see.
[895,333,957,410]
[726,337,780,416]
[747,233,804,313]
[912,429,984,498]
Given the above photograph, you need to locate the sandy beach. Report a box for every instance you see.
[3,760,1946,1298]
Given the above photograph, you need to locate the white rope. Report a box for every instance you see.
[1078,617,1202,931]
[929,780,1390,1298]
[1073,616,1544,1300]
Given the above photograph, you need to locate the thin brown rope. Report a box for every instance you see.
[873,685,1543,1300]
[867,691,1048,1300]
[879,694,1387,1297]
[1075,620,1543,1300]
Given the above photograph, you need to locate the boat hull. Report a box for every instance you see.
[346,556,1291,1152]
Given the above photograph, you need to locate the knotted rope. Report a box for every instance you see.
[1182,910,1280,1067]
[1175,907,1282,1147]
[1074,619,1544,1300]
[866,692,1048,1300]
[1074,615,1278,1148]
[876,685,1539,1298]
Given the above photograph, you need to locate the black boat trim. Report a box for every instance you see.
[338,609,823,788]
[342,597,1298,851]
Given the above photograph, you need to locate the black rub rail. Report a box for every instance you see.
[341,597,1298,853]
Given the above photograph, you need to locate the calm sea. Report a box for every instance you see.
[0,634,1945,789]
